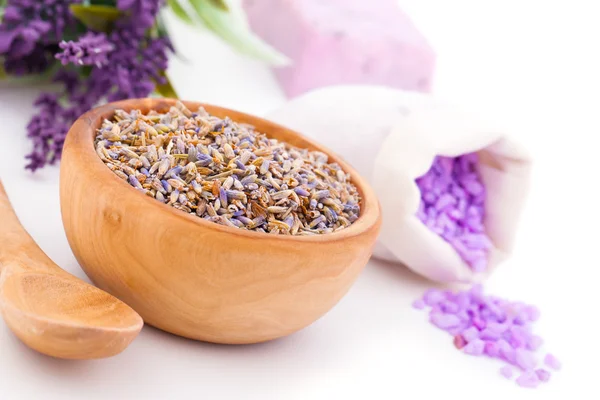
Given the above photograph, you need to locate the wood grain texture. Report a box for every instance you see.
[60,98,381,344]
[0,182,143,359]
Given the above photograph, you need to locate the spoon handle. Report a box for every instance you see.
[0,181,58,275]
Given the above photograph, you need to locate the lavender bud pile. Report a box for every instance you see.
[415,153,492,272]
[413,285,561,388]
[94,102,361,235]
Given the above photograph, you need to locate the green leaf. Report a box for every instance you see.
[207,0,229,12]
[168,0,194,25]
[0,63,7,80]
[69,4,123,33]
[154,71,179,99]
[187,0,289,66]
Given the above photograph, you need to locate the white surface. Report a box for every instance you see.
[0,1,598,398]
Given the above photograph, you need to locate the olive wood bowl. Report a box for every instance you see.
[60,98,381,344]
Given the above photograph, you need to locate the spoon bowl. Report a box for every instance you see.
[1,271,143,359]
[60,98,381,344]
[0,182,143,359]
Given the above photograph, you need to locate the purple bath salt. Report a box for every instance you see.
[463,339,485,355]
[544,353,562,370]
[415,153,492,272]
[461,326,480,342]
[516,371,540,388]
[412,299,426,310]
[414,285,560,388]
[484,341,500,357]
[423,288,446,306]
[499,366,513,379]
[515,348,537,370]
[526,335,543,351]
[535,369,551,382]
[430,312,461,329]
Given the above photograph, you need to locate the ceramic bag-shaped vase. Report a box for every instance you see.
[267,85,532,283]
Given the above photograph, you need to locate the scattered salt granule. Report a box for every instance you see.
[415,153,492,272]
[414,285,559,388]
[461,326,479,342]
[515,348,537,370]
[535,369,551,382]
[544,353,562,370]
[412,299,426,310]
[516,371,540,388]
[430,312,461,329]
[499,366,513,379]
[463,339,485,356]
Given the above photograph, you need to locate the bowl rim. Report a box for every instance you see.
[64,98,381,244]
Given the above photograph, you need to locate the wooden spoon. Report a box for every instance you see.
[0,181,143,359]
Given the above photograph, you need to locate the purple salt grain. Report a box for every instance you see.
[430,312,461,329]
[472,317,486,330]
[423,289,445,306]
[499,366,513,379]
[479,328,501,341]
[526,335,543,351]
[415,285,560,388]
[525,306,541,322]
[461,326,480,342]
[516,371,540,388]
[435,194,456,210]
[440,300,460,314]
[535,369,551,382]
[463,339,485,355]
[486,322,508,333]
[515,348,537,371]
[544,353,562,370]
[415,153,492,272]
[484,341,499,357]
[412,299,426,310]
[500,345,516,364]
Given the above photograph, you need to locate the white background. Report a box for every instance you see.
[0,0,598,398]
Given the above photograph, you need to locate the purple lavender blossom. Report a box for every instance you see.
[117,0,162,33]
[2,0,172,171]
[0,0,77,71]
[56,32,114,67]
[2,44,53,75]
[99,28,170,101]
[25,93,70,171]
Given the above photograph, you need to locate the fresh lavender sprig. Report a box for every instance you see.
[19,0,171,171]
[56,32,114,67]
[0,0,77,72]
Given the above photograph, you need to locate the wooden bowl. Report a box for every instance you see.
[59,98,381,344]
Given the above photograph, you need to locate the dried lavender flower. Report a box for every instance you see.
[56,32,114,67]
[94,102,361,235]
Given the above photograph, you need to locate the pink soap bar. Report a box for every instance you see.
[243,0,436,97]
